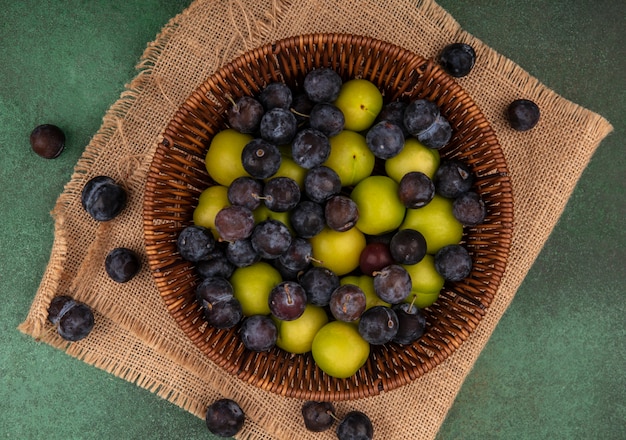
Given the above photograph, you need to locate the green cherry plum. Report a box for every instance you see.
[309,227,366,276]
[230,261,282,316]
[333,79,383,132]
[323,130,375,187]
[400,194,463,254]
[192,185,231,239]
[311,321,370,379]
[274,304,329,354]
[205,128,253,186]
[385,137,440,182]
[351,175,406,236]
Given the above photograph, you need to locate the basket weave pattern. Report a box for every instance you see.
[143,33,513,401]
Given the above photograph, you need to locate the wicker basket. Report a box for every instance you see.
[143,33,513,401]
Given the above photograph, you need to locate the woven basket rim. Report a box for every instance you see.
[143,32,514,401]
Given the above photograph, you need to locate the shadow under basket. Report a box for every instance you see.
[143,33,514,401]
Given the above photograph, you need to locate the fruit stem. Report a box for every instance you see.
[307,255,324,265]
[285,284,293,305]
[226,95,238,111]
[328,410,340,422]
[290,108,309,118]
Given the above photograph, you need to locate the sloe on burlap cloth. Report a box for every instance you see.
[19,0,613,438]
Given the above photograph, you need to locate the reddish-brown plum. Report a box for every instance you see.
[359,242,394,276]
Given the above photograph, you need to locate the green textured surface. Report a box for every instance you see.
[1,1,624,439]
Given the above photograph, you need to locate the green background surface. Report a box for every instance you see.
[1,1,624,439]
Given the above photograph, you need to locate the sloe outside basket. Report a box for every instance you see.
[143,33,514,401]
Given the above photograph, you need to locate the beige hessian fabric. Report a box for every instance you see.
[20,0,613,438]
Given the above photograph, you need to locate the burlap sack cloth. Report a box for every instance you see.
[20,0,613,438]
